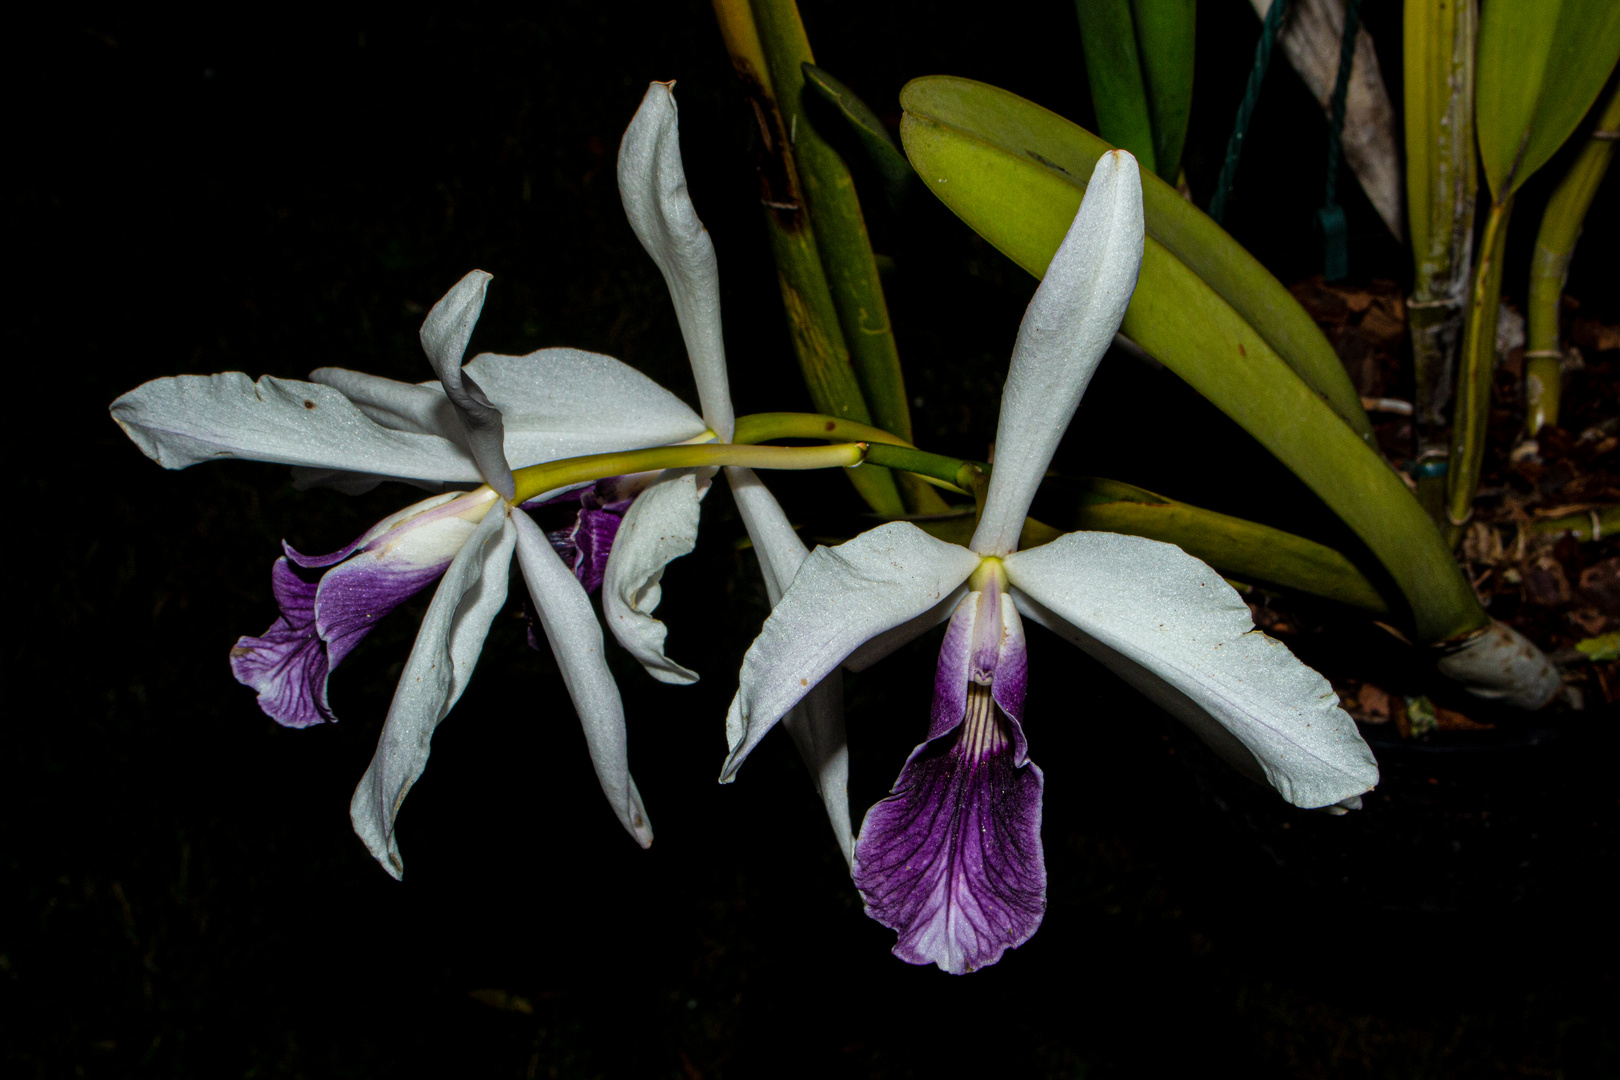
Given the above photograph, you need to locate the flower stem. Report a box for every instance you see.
[508,442,866,506]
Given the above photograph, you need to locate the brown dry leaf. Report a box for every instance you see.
[1570,318,1620,353]
[1433,704,1494,732]
[1523,554,1572,606]
[1578,557,1620,615]
[1355,683,1392,724]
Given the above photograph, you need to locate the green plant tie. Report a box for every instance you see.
[1209,0,1289,224]
[1318,0,1362,282]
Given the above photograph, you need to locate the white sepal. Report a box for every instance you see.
[513,512,654,848]
[971,151,1145,556]
[619,82,734,441]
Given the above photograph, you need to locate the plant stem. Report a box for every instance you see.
[1526,84,1620,434]
[1446,195,1513,534]
[509,441,865,506]
[710,0,906,517]
[1403,0,1477,443]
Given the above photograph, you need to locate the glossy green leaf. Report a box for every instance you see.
[900,75,1485,644]
[1476,0,1620,202]
[899,76,1374,442]
[801,63,915,206]
[1133,0,1196,182]
[1076,0,1157,175]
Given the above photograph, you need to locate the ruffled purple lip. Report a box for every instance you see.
[230,518,458,729]
[852,582,1045,975]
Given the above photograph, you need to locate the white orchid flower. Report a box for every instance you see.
[717,151,1380,974]
[112,271,687,876]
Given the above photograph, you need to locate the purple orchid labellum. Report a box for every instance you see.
[230,491,488,728]
[720,150,1380,975]
[853,564,1044,973]
[524,474,653,594]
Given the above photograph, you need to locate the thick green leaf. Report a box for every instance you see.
[899,76,1374,442]
[801,63,915,205]
[900,76,1486,644]
[1076,0,1158,176]
[1133,0,1196,182]
[1476,0,1620,201]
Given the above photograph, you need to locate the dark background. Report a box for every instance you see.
[9,2,1616,1076]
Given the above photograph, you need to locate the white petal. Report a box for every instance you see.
[349,506,516,879]
[512,512,654,848]
[310,367,459,436]
[419,270,515,499]
[110,372,482,482]
[724,466,807,605]
[619,82,735,441]
[465,348,709,465]
[971,151,1145,556]
[782,679,854,868]
[602,470,705,685]
[722,522,982,780]
[1004,531,1377,809]
[842,586,966,672]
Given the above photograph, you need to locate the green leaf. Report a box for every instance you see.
[1576,631,1619,663]
[1132,0,1196,182]
[1076,0,1157,176]
[899,76,1374,442]
[801,63,915,205]
[899,75,1486,645]
[1476,0,1620,202]
[1067,478,1388,612]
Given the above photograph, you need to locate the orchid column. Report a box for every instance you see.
[719,151,1378,974]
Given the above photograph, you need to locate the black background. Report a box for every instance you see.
[10,2,1617,1076]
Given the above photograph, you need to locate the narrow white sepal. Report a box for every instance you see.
[603,470,704,685]
[724,466,807,605]
[782,680,855,868]
[721,522,982,781]
[971,151,1145,556]
[419,270,515,500]
[1004,531,1378,809]
[349,505,516,879]
[727,466,852,862]
[110,372,482,482]
[619,82,735,442]
[513,512,654,848]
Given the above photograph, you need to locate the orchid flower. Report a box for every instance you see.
[112,271,690,875]
[718,151,1380,974]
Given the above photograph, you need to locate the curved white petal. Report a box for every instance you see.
[724,466,807,604]
[971,152,1145,556]
[512,512,654,849]
[619,82,734,441]
[420,270,515,499]
[782,680,854,868]
[727,466,852,863]
[110,372,482,482]
[309,367,459,437]
[1004,531,1377,809]
[842,586,967,672]
[465,348,709,465]
[602,470,705,685]
[349,505,516,879]
[722,523,982,781]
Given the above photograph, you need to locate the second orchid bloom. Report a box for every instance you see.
[719,151,1378,974]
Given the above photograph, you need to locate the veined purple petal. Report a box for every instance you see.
[854,589,1043,975]
[230,557,330,728]
[522,473,652,594]
[231,491,490,726]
